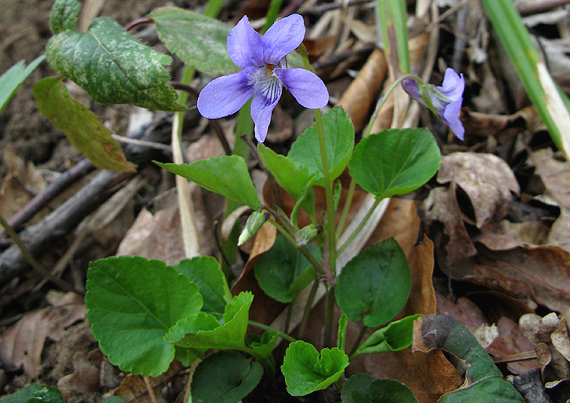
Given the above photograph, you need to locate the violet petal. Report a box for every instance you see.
[275,68,329,109]
[227,16,264,69]
[401,78,421,101]
[442,99,464,140]
[262,14,305,65]
[437,68,464,102]
[250,86,282,142]
[197,69,254,119]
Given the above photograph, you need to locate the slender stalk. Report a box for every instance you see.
[267,217,325,276]
[262,0,283,33]
[337,198,381,256]
[298,278,320,338]
[348,325,368,357]
[335,179,356,239]
[248,320,296,343]
[0,214,85,295]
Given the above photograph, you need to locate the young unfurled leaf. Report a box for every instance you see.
[0,385,64,403]
[0,56,45,115]
[47,17,185,111]
[415,315,525,402]
[341,374,418,403]
[246,330,280,360]
[174,256,231,316]
[338,314,348,352]
[281,340,349,396]
[254,235,320,303]
[352,315,421,358]
[258,143,315,218]
[289,107,355,186]
[150,7,238,76]
[335,238,411,327]
[86,256,203,376]
[349,128,440,200]
[191,351,263,403]
[49,0,80,34]
[34,77,136,172]
[165,292,254,351]
[156,156,261,210]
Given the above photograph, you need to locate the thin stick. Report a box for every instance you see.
[0,214,84,295]
[143,376,158,403]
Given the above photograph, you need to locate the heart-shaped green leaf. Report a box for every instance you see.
[174,256,231,315]
[349,128,440,199]
[34,77,136,172]
[86,256,203,376]
[166,292,253,351]
[352,315,421,358]
[47,17,185,111]
[341,374,418,403]
[191,351,263,403]
[150,7,238,76]
[156,155,260,209]
[254,235,320,303]
[281,340,349,396]
[335,238,411,327]
[288,107,354,186]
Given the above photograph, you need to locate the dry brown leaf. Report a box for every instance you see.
[231,220,282,327]
[461,106,535,142]
[116,187,217,265]
[451,245,570,319]
[421,186,478,264]
[114,360,184,403]
[487,317,538,374]
[0,293,86,378]
[0,146,47,220]
[437,152,520,228]
[531,148,570,211]
[336,48,387,132]
[548,209,570,253]
[57,351,100,398]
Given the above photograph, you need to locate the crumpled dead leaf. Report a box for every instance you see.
[0,146,47,221]
[0,292,86,378]
[531,148,570,212]
[437,152,520,228]
[57,351,100,398]
[520,313,570,401]
[114,360,184,403]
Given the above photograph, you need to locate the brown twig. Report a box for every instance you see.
[0,159,95,239]
[518,0,570,16]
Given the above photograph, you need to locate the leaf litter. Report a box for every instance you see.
[2,0,570,402]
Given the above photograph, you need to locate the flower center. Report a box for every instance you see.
[250,65,282,104]
[266,64,275,74]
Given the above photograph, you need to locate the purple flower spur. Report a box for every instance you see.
[197,14,329,142]
[401,68,465,140]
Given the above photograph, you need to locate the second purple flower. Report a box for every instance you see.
[197,14,329,142]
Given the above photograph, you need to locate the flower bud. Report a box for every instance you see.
[295,224,320,246]
[238,211,269,246]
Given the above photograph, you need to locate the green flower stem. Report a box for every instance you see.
[348,325,369,358]
[335,179,356,240]
[298,278,320,339]
[267,216,325,277]
[337,197,381,256]
[363,73,420,138]
[248,320,297,343]
[262,0,283,34]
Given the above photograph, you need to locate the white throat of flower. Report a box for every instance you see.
[251,63,283,103]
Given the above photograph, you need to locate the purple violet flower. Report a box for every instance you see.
[402,68,465,140]
[197,14,329,142]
